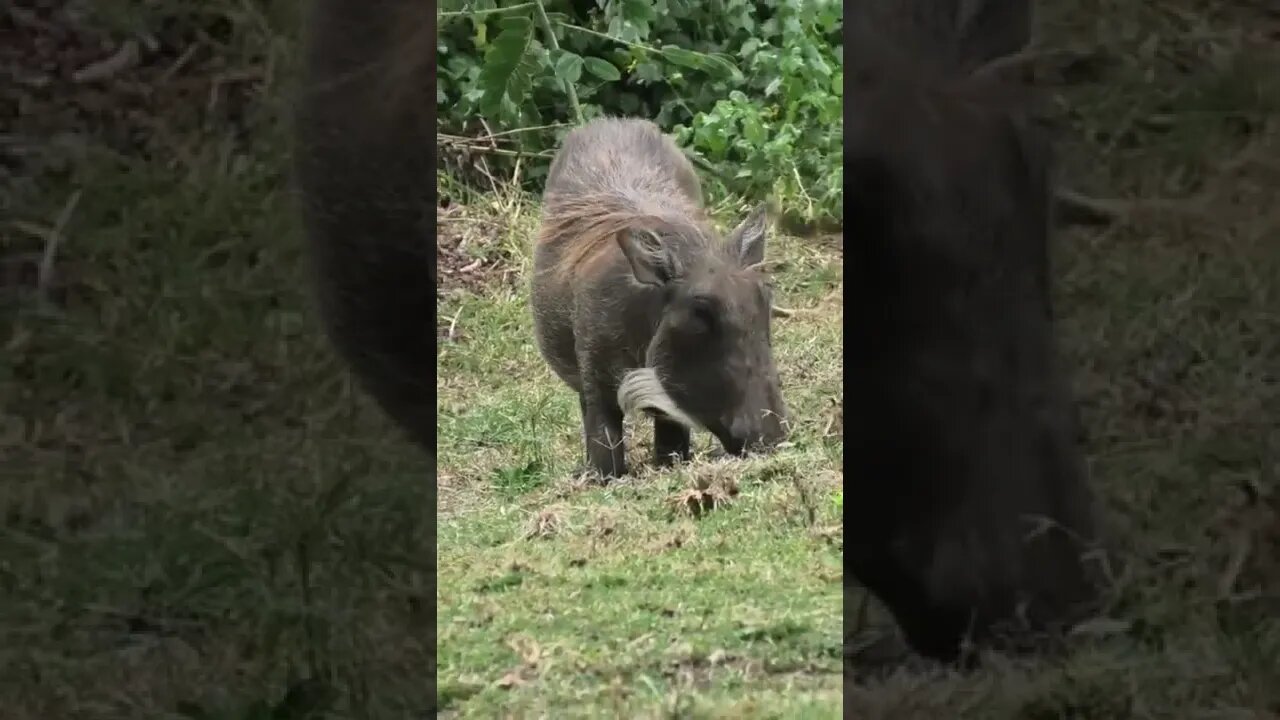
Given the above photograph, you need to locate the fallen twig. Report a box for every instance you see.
[1217,526,1254,601]
[38,190,82,303]
[1054,188,1127,227]
[771,304,821,318]
[73,40,139,83]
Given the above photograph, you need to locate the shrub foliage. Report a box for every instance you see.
[438,0,842,226]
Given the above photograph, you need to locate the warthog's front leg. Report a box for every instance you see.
[578,390,627,479]
[653,416,692,467]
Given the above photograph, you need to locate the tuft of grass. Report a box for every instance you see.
[435,194,845,716]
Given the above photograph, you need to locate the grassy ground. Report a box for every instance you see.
[435,188,845,716]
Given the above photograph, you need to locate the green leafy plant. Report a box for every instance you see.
[437,0,842,226]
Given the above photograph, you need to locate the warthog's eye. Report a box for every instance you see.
[687,295,718,334]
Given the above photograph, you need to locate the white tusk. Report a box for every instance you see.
[617,368,703,431]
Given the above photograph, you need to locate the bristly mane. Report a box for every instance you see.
[848,12,1042,120]
[536,187,715,281]
[846,10,1051,217]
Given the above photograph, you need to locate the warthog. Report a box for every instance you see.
[293,0,436,454]
[532,118,788,479]
[845,1,1105,664]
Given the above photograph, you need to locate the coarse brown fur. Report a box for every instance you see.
[293,0,436,454]
[845,0,1106,667]
[536,190,712,284]
[531,117,787,479]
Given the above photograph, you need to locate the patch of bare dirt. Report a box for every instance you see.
[435,203,523,341]
[2,3,270,312]
[2,3,267,184]
[435,202,524,345]
[666,471,741,519]
[437,207,512,297]
[435,205,518,296]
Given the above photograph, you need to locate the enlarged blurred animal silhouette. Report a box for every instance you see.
[293,0,436,455]
[845,0,1105,665]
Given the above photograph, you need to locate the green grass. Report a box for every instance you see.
[1,131,436,720]
[435,196,845,716]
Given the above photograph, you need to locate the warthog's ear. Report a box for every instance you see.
[616,228,679,286]
[727,204,770,267]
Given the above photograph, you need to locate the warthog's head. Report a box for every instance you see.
[615,205,788,455]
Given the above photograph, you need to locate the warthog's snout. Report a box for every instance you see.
[760,408,788,447]
[718,410,787,457]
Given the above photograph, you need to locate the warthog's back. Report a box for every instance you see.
[851,0,1030,73]
[536,119,708,282]
[530,118,709,392]
[544,118,703,208]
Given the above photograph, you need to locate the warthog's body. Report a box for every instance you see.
[852,0,1030,71]
[846,1,1103,664]
[532,118,787,479]
[293,0,436,454]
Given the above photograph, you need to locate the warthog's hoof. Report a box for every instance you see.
[568,464,622,485]
[845,629,939,681]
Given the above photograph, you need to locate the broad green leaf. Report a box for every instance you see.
[661,46,704,69]
[583,57,621,81]
[743,115,766,146]
[497,14,531,31]
[706,53,740,78]
[622,0,657,24]
[554,51,584,85]
[632,61,663,84]
[477,13,536,120]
